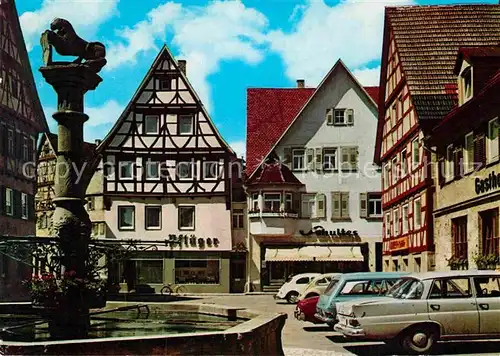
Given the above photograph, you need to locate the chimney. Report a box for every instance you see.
[95,139,102,145]
[296,79,305,88]
[178,60,187,75]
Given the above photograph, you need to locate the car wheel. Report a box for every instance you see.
[286,291,299,304]
[401,326,436,354]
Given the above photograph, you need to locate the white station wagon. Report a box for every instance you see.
[335,270,500,354]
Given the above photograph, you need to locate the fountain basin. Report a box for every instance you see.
[0,302,287,355]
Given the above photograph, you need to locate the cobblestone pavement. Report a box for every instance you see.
[185,294,500,356]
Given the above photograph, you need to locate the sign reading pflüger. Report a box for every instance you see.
[299,226,360,241]
[475,171,500,195]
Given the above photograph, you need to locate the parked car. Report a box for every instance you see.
[294,296,322,324]
[274,273,321,303]
[297,273,341,301]
[315,272,407,327]
[334,270,500,354]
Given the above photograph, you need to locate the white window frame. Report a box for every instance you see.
[21,193,28,220]
[464,131,474,173]
[487,118,499,164]
[402,204,409,234]
[385,212,391,238]
[145,160,160,180]
[145,206,162,230]
[119,161,134,180]
[445,144,454,181]
[383,163,390,189]
[462,67,473,103]
[393,208,400,236]
[323,148,337,170]
[368,194,382,218]
[5,188,13,216]
[203,161,219,180]
[301,193,316,218]
[251,193,259,211]
[178,114,193,135]
[178,205,195,230]
[334,109,346,125]
[118,206,135,230]
[87,196,95,211]
[412,138,419,169]
[177,161,193,180]
[232,209,244,229]
[414,198,422,230]
[292,149,305,171]
[285,193,293,212]
[263,193,281,212]
[392,156,398,184]
[401,149,407,177]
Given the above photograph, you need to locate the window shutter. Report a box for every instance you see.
[359,193,367,218]
[331,192,341,219]
[350,147,358,170]
[326,108,334,125]
[341,147,349,170]
[28,195,35,221]
[306,148,315,170]
[293,193,300,215]
[438,158,445,186]
[475,134,486,169]
[341,192,350,218]
[346,109,354,125]
[315,148,323,171]
[454,149,463,179]
[316,193,326,218]
[13,190,21,218]
[283,147,291,167]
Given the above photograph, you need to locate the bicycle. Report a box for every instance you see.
[160,283,188,295]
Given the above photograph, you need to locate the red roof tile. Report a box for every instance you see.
[364,86,379,104]
[246,155,303,186]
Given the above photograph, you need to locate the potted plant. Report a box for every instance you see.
[446,255,468,270]
[473,253,499,270]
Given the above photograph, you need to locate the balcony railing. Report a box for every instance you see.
[248,209,299,219]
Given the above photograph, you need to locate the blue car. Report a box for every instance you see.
[315,272,408,327]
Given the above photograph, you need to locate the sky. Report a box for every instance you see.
[18,0,497,159]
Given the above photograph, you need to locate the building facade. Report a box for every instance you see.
[245,61,382,292]
[93,46,236,293]
[375,5,500,272]
[0,0,47,300]
[431,46,500,271]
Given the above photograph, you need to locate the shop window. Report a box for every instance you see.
[175,259,219,284]
[179,206,195,230]
[263,193,281,212]
[134,260,163,284]
[487,118,500,163]
[232,209,244,229]
[118,206,135,230]
[178,114,193,135]
[292,149,305,170]
[452,216,468,259]
[480,208,499,257]
[144,115,159,134]
[145,206,161,230]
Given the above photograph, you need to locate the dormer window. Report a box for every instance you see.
[461,67,473,103]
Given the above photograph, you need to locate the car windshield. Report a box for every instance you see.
[324,277,340,296]
[387,278,424,299]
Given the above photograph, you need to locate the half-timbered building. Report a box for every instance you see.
[375,5,500,272]
[245,61,382,292]
[0,0,47,300]
[95,46,236,293]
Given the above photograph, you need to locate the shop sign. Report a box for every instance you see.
[299,226,360,242]
[389,237,408,251]
[475,171,500,195]
[166,234,220,249]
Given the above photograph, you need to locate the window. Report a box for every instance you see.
[368,195,382,217]
[119,161,134,179]
[203,161,219,179]
[323,148,337,170]
[445,145,454,181]
[175,259,219,284]
[480,208,499,257]
[464,132,474,173]
[5,188,13,216]
[144,115,159,134]
[452,216,467,260]
[487,118,499,163]
[385,213,391,238]
[145,206,161,230]
[414,198,422,229]
[232,209,244,229]
[10,77,18,98]
[393,209,400,236]
[178,115,193,135]
[332,192,349,220]
[87,196,95,211]
[7,129,13,155]
[412,138,419,169]
[145,160,160,179]
[118,206,135,230]
[401,149,407,177]
[285,193,293,212]
[159,78,171,90]
[402,204,409,234]
[462,67,472,102]
[21,193,28,220]
[22,136,28,161]
[296,277,310,285]
[134,260,163,284]
[251,193,259,211]
[179,206,195,230]
[392,156,398,183]
[398,95,404,117]
[429,278,471,299]
[333,109,354,125]
[263,193,281,212]
[292,149,305,170]
[301,193,316,218]
[473,277,500,298]
[340,147,358,171]
[339,280,385,296]
[177,161,193,179]
[383,163,390,189]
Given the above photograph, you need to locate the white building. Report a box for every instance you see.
[245,60,382,292]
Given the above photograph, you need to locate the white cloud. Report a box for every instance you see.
[353,66,380,86]
[106,0,268,111]
[229,140,246,159]
[20,0,119,52]
[267,0,414,86]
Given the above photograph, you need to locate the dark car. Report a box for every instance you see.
[294,296,322,324]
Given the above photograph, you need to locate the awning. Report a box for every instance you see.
[264,246,364,262]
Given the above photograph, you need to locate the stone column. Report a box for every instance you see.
[39,63,102,339]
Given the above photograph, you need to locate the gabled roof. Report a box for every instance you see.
[454,46,500,74]
[375,4,500,163]
[97,45,233,155]
[246,59,378,178]
[246,153,303,186]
